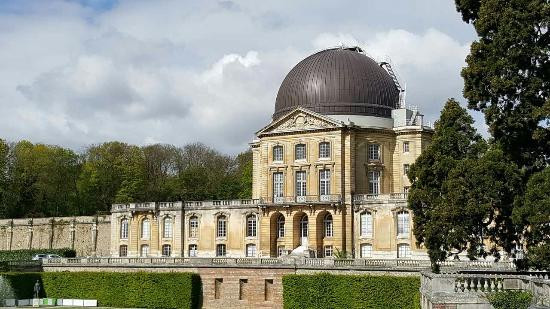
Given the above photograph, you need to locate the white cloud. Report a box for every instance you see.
[0,0,479,153]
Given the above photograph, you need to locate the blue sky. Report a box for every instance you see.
[0,0,484,154]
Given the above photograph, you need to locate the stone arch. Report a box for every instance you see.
[315,210,333,256]
[292,211,308,249]
[269,212,285,257]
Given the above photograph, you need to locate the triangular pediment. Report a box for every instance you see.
[256,107,343,137]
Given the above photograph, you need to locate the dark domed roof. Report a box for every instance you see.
[273,47,400,120]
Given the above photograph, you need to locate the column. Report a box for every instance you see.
[69,219,76,250]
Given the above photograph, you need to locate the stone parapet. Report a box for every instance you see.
[42,257,515,272]
[420,271,550,308]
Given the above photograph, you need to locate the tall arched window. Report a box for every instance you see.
[397,211,410,237]
[141,218,150,240]
[277,215,285,239]
[189,216,199,238]
[120,218,128,239]
[163,217,173,238]
[324,213,333,237]
[217,215,227,238]
[246,214,257,237]
[360,212,373,238]
[300,215,308,238]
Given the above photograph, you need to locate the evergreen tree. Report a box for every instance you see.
[455,0,550,170]
[409,99,521,271]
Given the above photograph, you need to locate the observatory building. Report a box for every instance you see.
[110,47,434,259]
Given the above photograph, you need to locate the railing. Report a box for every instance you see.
[353,193,408,203]
[264,195,342,204]
[42,257,516,272]
[112,200,259,211]
[420,271,550,308]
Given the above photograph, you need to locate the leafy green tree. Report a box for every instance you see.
[455,0,550,170]
[77,142,146,214]
[0,139,10,217]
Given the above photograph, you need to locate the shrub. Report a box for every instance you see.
[0,272,201,309]
[283,273,420,309]
[0,249,76,262]
[487,290,533,309]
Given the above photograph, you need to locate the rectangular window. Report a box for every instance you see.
[247,215,257,237]
[368,144,380,161]
[189,217,198,238]
[189,244,198,257]
[162,244,171,257]
[324,245,333,257]
[319,169,331,196]
[273,145,283,162]
[163,218,173,238]
[216,244,226,257]
[120,219,128,239]
[119,245,128,257]
[215,278,223,299]
[397,212,410,236]
[361,244,372,258]
[277,218,285,238]
[273,172,284,198]
[360,212,373,237]
[368,171,381,195]
[265,279,274,301]
[403,141,410,153]
[403,186,410,193]
[239,279,248,300]
[403,164,410,176]
[217,216,227,238]
[277,246,285,257]
[246,244,256,257]
[319,142,330,159]
[398,244,411,258]
[295,171,307,197]
[295,144,306,160]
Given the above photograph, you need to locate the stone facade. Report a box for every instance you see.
[108,106,433,259]
[0,216,111,256]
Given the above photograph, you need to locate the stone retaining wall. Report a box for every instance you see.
[0,216,111,256]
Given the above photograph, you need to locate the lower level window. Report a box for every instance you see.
[216,244,226,257]
[277,246,286,257]
[398,244,411,258]
[324,245,333,257]
[246,244,257,257]
[360,244,372,258]
[140,244,149,257]
[119,245,127,257]
[162,244,171,257]
[189,244,198,257]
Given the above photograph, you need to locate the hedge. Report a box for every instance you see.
[0,272,201,309]
[487,290,533,309]
[283,273,420,309]
[0,249,76,262]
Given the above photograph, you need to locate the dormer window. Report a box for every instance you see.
[273,145,283,162]
[295,144,306,161]
[368,144,380,161]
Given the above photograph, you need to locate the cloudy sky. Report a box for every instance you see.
[0,0,484,154]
